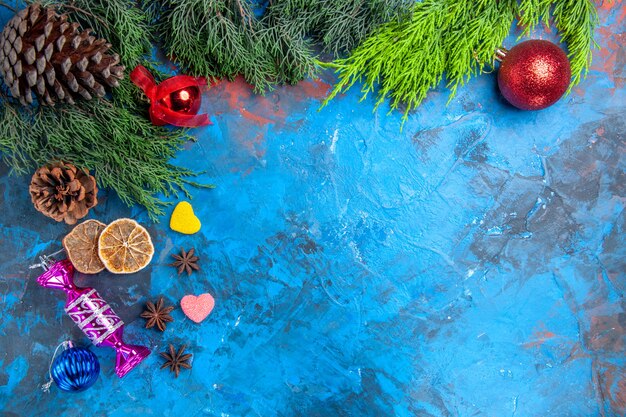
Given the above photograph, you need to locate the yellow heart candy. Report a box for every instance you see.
[170,201,201,235]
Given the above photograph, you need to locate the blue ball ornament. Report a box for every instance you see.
[51,346,100,392]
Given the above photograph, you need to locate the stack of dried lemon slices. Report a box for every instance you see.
[63,218,154,274]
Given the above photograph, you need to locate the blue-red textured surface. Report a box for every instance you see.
[0,3,625,417]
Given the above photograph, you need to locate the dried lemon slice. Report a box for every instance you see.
[98,218,154,274]
[62,219,106,274]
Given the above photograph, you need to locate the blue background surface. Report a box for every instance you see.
[0,3,625,417]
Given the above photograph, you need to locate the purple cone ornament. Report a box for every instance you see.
[36,258,150,377]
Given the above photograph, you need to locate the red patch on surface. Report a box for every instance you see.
[592,27,626,90]
[240,109,275,126]
[207,76,331,127]
[617,377,626,413]
[290,79,333,100]
[201,75,332,175]
[598,0,626,22]
[594,361,626,416]
[523,330,558,349]
[587,314,625,353]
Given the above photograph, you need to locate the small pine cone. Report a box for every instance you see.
[0,4,124,106]
[29,162,98,225]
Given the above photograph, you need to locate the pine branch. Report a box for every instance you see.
[141,0,317,92]
[31,0,152,68]
[141,0,410,91]
[266,0,412,56]
[445,0,517,96]
[0,98,209,221]
[322,0,514,122]
[518,0,553,33]
[320,0,442,119]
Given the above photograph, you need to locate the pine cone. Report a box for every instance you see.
[29,162,98,225]
[0,4,124,106]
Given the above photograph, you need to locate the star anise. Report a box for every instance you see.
[170,248,200,276]
[160,344,192,378]
[140,297,174,331]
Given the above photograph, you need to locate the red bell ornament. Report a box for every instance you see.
[496,40,571,110]
[130,65,211,127]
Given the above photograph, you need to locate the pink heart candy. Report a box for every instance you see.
[181,293,215,323]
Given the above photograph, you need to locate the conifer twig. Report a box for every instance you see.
[140,0,412,91]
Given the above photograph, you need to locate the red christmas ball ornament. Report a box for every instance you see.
[497,40,571,110]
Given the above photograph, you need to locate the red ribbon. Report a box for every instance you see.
[130,65,211,127]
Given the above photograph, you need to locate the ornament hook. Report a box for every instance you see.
[495,47,509,62]
[29,249,65,271]
[41,340,72,393]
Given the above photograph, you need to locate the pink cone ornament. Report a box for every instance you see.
[36,257,150,377]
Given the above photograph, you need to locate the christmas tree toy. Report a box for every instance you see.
[42,341,100,393]
[496,40,571,110]
[130,64,210,127]
[33,254,150,378]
